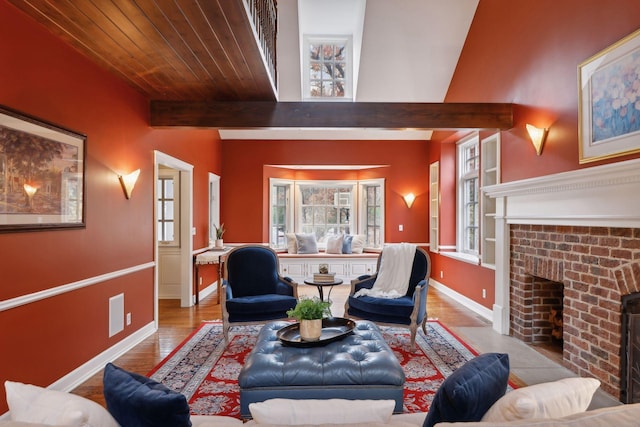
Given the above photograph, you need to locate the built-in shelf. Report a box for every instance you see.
[480,133,500,268]
[429,161,439,253]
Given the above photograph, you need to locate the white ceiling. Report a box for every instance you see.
[219,0,479,140]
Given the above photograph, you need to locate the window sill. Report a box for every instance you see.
[441,251,480,265]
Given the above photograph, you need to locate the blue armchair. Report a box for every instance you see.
[221,245,298,341]
[344,245,430,351]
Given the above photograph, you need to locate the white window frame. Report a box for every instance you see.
[359,179,385,248]
[157,168,180,247]
[294,181,357,246]
[268,178,384,250]
[269,178,294,248]
[454,134,480,263]
[208,173,221,247]
[302,35,353,101]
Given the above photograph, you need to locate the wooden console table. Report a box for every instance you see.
[193,247,232,304]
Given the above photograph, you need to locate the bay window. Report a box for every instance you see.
[269,178,384,250]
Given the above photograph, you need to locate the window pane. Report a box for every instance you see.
[164,179,174,198]
[310,80,322,97]
[301,206,313,223]
[313,206,325,223]
[326,206,337,224]
[322,44,334,60]
[164,201,174,220]
[308,40,349,99]
[164,222,174,241]
[310,63,322,79]
[310,44,320,60]
[322,81,334,97]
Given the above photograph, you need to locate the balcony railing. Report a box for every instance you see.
[243,0,277,90]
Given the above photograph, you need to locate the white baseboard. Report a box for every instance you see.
[429,279,493,322]
[49,321,157,393]
[198,281,217,301]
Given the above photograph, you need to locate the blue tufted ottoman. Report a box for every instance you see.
[238,320,405,418]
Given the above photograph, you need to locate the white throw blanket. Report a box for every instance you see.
[354,243,417,299]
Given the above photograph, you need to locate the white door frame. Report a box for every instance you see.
[154,151,194,326]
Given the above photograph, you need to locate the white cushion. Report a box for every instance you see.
[481,377,601,422]
[326,234,344,254]
[248,398,395,425]
[295,233,318,254]
[190,415,244,426]
[351,234,366,253]
[286,233,298,254]
[4,381,119,427]
[435,402,640,427]
[0,422,66,426]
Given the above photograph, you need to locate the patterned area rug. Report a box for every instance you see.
[148,320,483,418]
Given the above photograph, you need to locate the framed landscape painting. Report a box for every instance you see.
[0,106,86,232]
[578,28,640,163]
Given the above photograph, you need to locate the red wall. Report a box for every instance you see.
[221,139,430,245]
[0,1,220,412]
[429,1,640,308]
[447,0,640,181]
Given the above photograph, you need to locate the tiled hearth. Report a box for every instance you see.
[484,158,640,401]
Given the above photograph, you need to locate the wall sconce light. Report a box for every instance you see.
[118,169,140,199]
[526,124,548,156]
[404,192,416,208]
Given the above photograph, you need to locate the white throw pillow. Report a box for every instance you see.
[481,377,601,422]
[294,233,318,254]
[286,233,298,254]
[326,234,344,254]
[351,234,366,254]
[437,402,640,427]
[5,381,119,427]
[249,398,395,425]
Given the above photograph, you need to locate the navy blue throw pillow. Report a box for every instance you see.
[423,353,510,427]
[103,363,192,427]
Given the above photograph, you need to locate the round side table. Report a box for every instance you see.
[303,278,344,302]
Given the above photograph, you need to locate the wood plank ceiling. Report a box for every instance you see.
[8,0,513,130]
[9,0,276,102]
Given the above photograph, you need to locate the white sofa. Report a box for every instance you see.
[3,379,640,427]
[3,404,640,427]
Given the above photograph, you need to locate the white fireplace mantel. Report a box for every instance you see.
[483,158,640,334]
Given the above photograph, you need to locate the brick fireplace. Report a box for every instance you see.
[484,158,640,401]
[510,224,640,397]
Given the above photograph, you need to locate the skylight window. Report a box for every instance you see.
[304,36,352,100]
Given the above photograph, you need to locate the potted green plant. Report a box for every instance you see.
[286,297,331,341]
[213,223,225,248]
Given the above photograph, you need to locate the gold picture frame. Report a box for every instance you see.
[578,28,640,163]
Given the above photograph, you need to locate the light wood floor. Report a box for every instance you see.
[71,285,490,407]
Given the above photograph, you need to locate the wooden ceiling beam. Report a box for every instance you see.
[150,101,513,129]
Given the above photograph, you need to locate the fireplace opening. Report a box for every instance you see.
[519,276,564,362]
[531,277,564,345]
[549,306,563,342]
[621,292,640,403]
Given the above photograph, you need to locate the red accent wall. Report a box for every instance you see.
[428,0,640,310]
[0,1,220,412]
[221,139,430,246]
[447,0,640,181]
